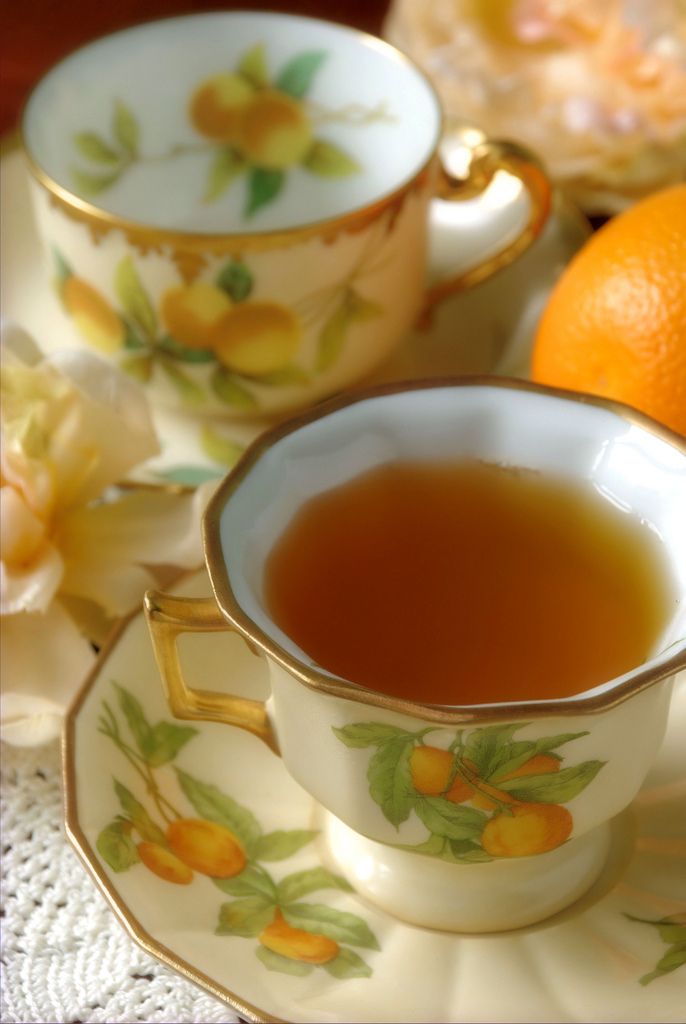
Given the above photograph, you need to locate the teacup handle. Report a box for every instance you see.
[424,125,552,310]
[144,590,280,755]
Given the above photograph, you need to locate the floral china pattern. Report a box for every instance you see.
[53,242,383,408]
[96,683,380,979]
[70,43,392,218]
[334,721,605,861]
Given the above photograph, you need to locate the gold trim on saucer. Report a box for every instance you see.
[199,377,686,729]
[62,585,284,1024]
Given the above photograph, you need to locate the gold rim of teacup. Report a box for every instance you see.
[20,12,444,254]
[204,375,686,725]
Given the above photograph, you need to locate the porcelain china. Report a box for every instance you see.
[65,571,686,1022]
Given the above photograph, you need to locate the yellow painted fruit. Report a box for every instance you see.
[409,746,476,803]
[210,301,300,376]
[259,910,339,964]
[166,818,246,878]
[481,803,573,857]
[189,73,256,142]
[238,90,313,169]
[63,277,124,354]
[161,282,232,349]
[137,841,194,884]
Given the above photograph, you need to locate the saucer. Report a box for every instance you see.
[1,134,591,487]
[64,570,686,1023]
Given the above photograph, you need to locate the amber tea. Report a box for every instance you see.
[264,460,673,705]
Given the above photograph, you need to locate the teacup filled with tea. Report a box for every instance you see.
[146,378,685,931]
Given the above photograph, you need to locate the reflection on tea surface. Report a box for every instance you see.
[265,460,674,704]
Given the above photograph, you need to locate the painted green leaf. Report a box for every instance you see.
[277,867,353,905]
[500,760,605,803]
[113,99,140,156]
[159,361,205,405]
[303,139,360,176]
[96,820,139,872]
[315,302,350,373]
[157,335,215,363]
[254,364,310,387]
[463,723,527,777]
[216,896,275,937]
[211,367,258,409]
[216,261,253,302]
[122,321,147,350]
[114,683,153,756]
[113,780,166,845]
[255,946,314,976]
[489,732,587,782]
[275,51,327,98]
[237,43,269,88]
[449,840,492,863]
[154,465,223,487]
[246,167,285,217]
[146,721,198,766]
[114,256,156,337]
[333,722,412,749]
[213,863,278,901]
[52,247,73,287]
[283,903,380,950]
[324,947,372,979]
[251,830,319,862]
[639,944,686,986]
[73,132,121,165]
[367,736,416,828]
[199,425,245,469]
[175,768,262,853]
[626,915,686,946]
[414,797,487,841]
[70,167,121,196]
[205,147,245,202]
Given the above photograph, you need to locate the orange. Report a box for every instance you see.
[531,184,686,437]
[210,301,301,375]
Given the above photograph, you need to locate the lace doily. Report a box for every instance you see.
[1,740,239,1024]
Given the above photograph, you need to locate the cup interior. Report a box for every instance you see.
[208,382,686,706]
[22,12,441,234]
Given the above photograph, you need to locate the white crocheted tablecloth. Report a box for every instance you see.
[1,739,240,1024]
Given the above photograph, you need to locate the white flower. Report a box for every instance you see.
[1,323,212,746]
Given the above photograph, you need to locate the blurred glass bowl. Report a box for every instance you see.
[384,0,686,214]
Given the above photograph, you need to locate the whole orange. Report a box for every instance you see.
[531,184,686,436]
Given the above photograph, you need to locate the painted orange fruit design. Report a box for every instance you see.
[189,72,256,143]
[259,910,340,964]
[161,282,233,350]
[210,301,301,376]
[137,841,194,884]
[62,277,124,354]
[166,818,246,878]
[335,721,604,862]
[97,682,379,980]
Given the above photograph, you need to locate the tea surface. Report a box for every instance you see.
[264,460,673,704]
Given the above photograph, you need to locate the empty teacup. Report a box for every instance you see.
[22,13,550,417]
[145,378,686,932]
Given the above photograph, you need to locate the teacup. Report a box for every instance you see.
[145,378,686,932]
[21,12,550,418]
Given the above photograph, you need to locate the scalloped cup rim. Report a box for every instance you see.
[202,375,686,725]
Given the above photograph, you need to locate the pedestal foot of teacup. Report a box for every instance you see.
[323,812,611,933]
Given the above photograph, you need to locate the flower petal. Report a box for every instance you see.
[0,600,95,746]
[1,540,63,614]
[0,485,46,565]
[56,485,212,615]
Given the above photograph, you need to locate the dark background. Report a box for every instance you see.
[1,0,392,136]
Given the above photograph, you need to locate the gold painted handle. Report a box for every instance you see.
[424,126,552,310]
[144,590,279,755]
